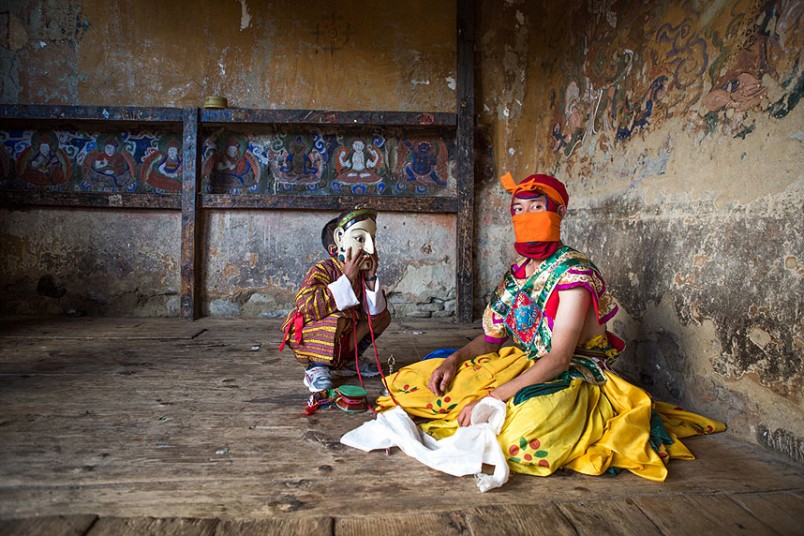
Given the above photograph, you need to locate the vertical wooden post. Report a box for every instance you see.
[180,108,200,320]
[456,0,476,323]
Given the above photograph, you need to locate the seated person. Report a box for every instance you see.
[376,173,724,482]
[280,208,391,392]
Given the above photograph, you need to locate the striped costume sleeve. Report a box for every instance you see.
[294,261,341,324]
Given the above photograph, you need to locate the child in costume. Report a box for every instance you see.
[280,208,391,392]
[376,173,725,482]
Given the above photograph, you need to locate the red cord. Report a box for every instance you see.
[356,275,401,411]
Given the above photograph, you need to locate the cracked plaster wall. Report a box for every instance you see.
[0,208,181,316]
[475,0,802,463]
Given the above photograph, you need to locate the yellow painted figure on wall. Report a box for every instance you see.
[376,173,725,481]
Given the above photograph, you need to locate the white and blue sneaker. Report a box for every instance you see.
[334,359,381,378]
[303,364,333,393]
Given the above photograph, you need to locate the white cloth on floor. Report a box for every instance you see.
[340,397,509,492]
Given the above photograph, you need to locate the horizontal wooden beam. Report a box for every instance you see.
[0,192,181,209]
[199,194,458,213]
[0,192,460,213]
[0,105,183,123]
[201,108,457,127]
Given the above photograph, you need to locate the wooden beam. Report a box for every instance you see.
[198,194,459,213]
[201,108,457,127]
[0,192,180,209]
[455,0,476,323]
[0,104,183,123]
[180,108,201,321]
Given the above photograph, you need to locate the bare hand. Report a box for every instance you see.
[341,247,367,285]
[457,399,480,427]
[427,357,457,396]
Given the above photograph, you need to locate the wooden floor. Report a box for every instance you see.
[0,317,801,535]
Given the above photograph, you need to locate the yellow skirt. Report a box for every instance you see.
[376,347,725,482]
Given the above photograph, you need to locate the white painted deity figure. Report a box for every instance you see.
[337,139,381,183]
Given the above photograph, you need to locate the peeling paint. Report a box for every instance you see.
[784,255,803,275]
[237,0,252,31]
[757,425,804,465]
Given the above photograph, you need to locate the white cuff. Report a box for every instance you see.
[328,274,360,311]
[363,278,387,315]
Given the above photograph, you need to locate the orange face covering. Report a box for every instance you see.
[501,172,569,260]
[512,211,562,243]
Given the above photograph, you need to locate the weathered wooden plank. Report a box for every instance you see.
[464,504,576,536]
[0,104,183,123]
[180,108,201,321]
[455,0,476,324]
[556,499,660,535]
[0,514,97,536]
[0,192,181,210]
[215,518,333,535]
[336,511,467,536]
[198,194,459,213]
[200,108,456,127]
[86,516,217,536]
[728,491,804,536]
[0,318,801,528]
[634,494,779,535]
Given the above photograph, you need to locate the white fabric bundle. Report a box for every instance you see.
[340,397,509,492]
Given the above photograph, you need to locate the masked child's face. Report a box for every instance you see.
[334,218,376,269]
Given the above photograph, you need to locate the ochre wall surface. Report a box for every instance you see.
[474,0,802,463]
[0,1,801,462]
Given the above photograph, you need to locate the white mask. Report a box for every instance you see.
[334,213,377,270]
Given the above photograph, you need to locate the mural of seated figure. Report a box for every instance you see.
[275,136,323,190]
[204,136,260,194]
[142,138,182,193]
[333,139,384,194]
[395,138,448,194]
[81,136,137,193]
[16,132,71,191]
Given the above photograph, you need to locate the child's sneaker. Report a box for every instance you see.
[303,364,332,392]
[335,359,381,378]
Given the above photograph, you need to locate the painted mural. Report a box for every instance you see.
[82,134,137,192]
[14,132,71,191]
[200,128,455,196]
[141,137,183,193]
[0,129,182,193]
[547,0,803,160]
[202,135,261,194]
[0,127,454,196]
[395,137,449,194]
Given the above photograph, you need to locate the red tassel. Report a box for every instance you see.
[279,311,305,351]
